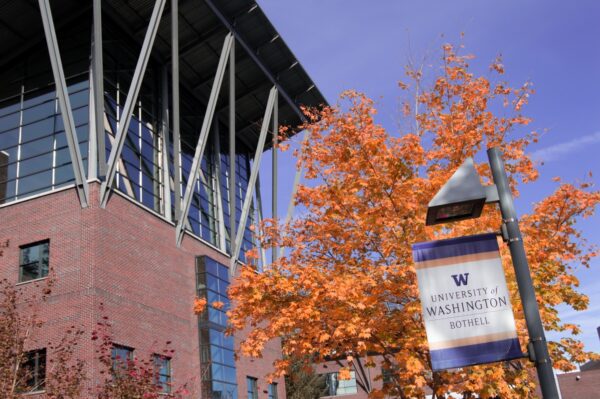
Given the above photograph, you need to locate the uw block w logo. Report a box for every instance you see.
[451,273,469,286]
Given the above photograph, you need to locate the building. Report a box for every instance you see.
[557,368,600,399]
[555,327,600,399]
[0,0,325,397]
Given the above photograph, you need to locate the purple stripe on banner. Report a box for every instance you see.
[430,337,523,371]
[412,233,499,262]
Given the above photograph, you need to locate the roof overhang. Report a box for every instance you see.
[0,0,328,151]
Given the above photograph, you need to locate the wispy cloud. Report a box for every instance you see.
[530,132,600,162]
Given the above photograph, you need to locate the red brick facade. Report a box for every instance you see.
[0,182,285,398]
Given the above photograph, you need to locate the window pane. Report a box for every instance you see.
[22,349,46,392]
[268,383,278,399]
[19,241,49,282]
[111,345,133,376]
[153,355,171,393]
[246,377,258,399]
[320,371,357,397]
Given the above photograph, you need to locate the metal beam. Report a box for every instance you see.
[93,0,106,177]
[172,0,182,221]
[88,63,97,180]
[255,174,267,268]
[231,86,277,275]
[161,68,172,221]
[38,0,89,208]
[213,124,227,251]
[105,132,135,198]
[203,0,307,122]
[229,38,236,256]
[279,128,310,258]
[100,0,167,208]
[176,33,233,246]
[172,2,257,61]
[272,90,278,263]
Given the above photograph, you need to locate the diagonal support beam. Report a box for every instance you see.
[204,0,306,121]
[160,67,172,221]
[255,174,267,269]
[228,39,236,256]
[279,128,310,258]
[176,33,234,246]
[230,86,277,276]
[100,0,167,208]
[213,124,227,251]
[38,0,89,208]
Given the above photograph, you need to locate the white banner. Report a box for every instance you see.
[412,233,523,370]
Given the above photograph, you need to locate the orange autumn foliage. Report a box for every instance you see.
[227,44,600,398]
[193,297,207,315]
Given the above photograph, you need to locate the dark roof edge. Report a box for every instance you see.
[203,0,328,123]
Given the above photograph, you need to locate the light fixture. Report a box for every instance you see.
[425,157,497,225]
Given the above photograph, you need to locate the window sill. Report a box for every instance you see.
[15,276,48,286]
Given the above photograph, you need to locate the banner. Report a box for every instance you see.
[412,233,523,370]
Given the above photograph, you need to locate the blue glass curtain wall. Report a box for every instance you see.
[103,80,164,213]
[0,6,91,206]
[102,78,255,254]
[101,23,256,255]
[0,76,89,204]
[197,256,238,399]
[0,16,258,260]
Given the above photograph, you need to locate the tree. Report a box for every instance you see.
[227,44,600,398]
[0,266,190,398]
[284,355,328,399]
[92,312,190,399]
[0,276,86,398]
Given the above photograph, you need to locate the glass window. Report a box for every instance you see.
[19,240,49,282]
[382,366,398,387]
[0,80,87,205]
[111,344,133,377]
[320,371,357,397]
[246,376,258,399]
[22,348,46,393]
[268,382,278,399]
[154,355,172,393]
[197,257,238,397]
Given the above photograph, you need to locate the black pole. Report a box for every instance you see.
[487,147,560,398]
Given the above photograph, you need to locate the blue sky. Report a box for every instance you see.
[256,0,600,357]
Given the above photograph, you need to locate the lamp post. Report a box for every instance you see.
[426,147,560,399]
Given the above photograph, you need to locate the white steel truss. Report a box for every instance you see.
[230,86,277,276]
[100,0,167,208]
[29,0,307,271]
[175,32,234,246]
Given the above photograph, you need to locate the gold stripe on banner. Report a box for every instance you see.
[429,331,518,350]
[414,251,499,270]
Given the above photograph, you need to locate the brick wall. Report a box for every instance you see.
[0,182,285,397]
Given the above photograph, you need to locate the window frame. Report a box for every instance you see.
[21,348,46,393]
[268,382,278,399]
[153,354,172,394]
[320,371,358,397]
[110,344,134,378]
[246,376,258,399]
[18,240,49,283]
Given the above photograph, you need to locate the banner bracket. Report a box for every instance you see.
[527,341,537,362]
